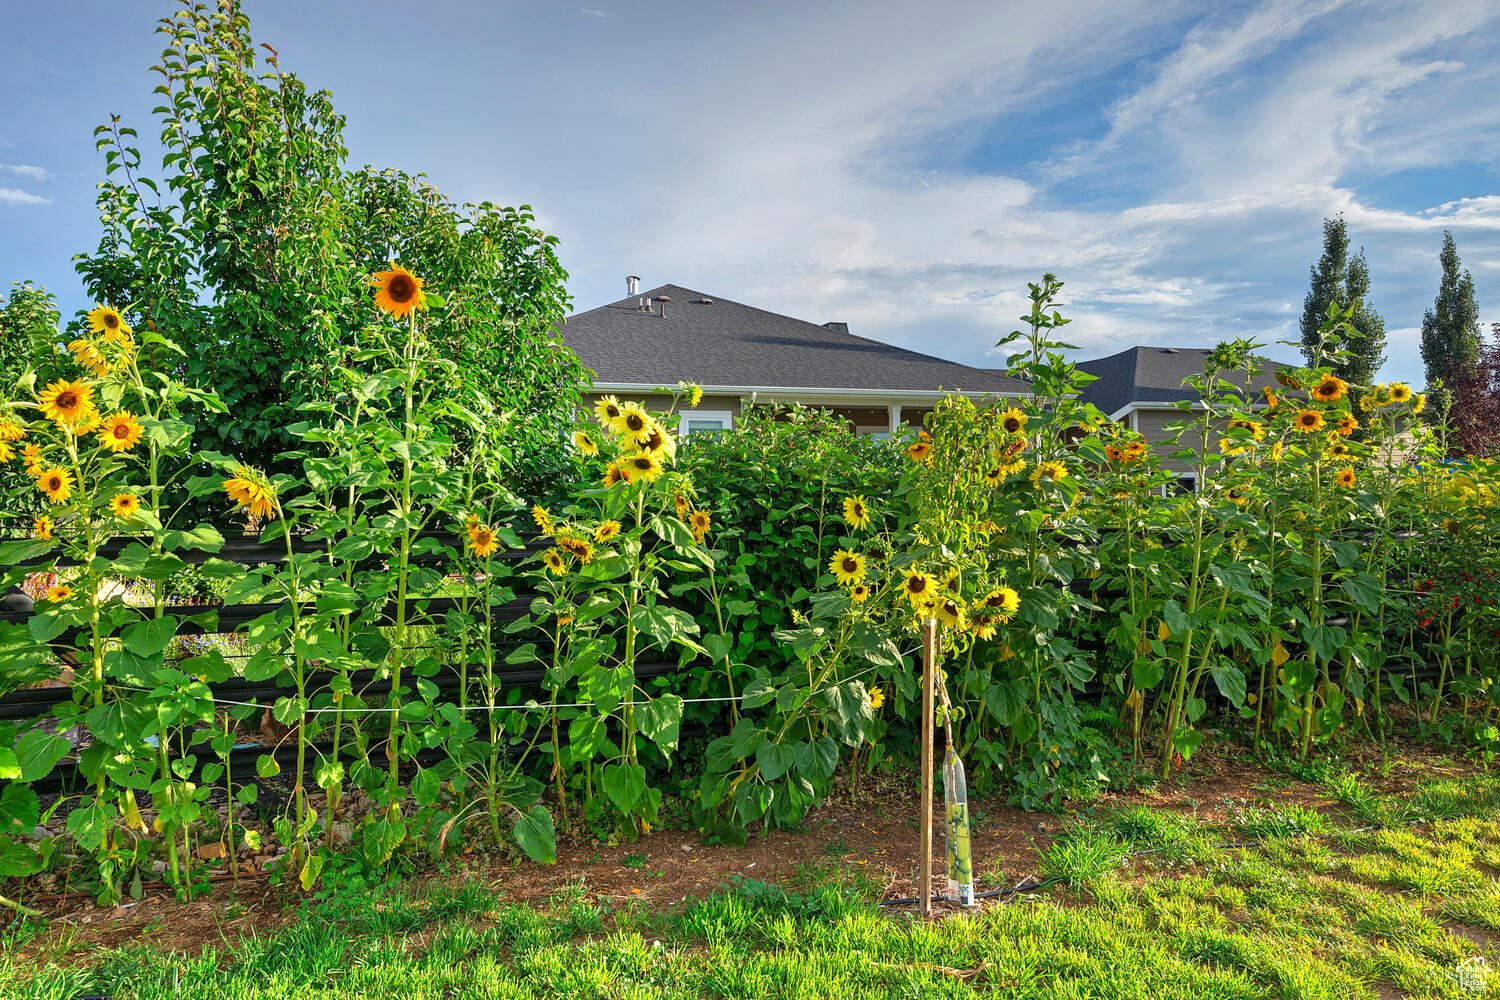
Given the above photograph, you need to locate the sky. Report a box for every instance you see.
[5,0,1500,382]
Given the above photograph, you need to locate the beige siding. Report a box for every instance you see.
[1133,408,1199,474]
[584,392,743,418]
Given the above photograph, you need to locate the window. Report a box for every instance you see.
[681,410,733,437]
[1162,473,1198,497]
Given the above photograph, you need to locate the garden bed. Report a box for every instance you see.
[5,730,1487,975]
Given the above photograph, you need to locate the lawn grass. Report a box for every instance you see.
[5,774,1500,999]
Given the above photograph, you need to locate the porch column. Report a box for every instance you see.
[888,403,902,434]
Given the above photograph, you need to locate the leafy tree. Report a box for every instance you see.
[0,283,61,394]
[71,0,583,491]
[1420,231,1482,421]
[1299,217,1386,390]
[1447,324,1500,458]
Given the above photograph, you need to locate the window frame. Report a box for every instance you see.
[680,409,734,438]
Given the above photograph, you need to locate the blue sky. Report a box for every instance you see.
[5,0,1500,382]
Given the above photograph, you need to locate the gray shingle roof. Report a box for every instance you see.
[1077,347,1290,414]
[562,284,1027,395]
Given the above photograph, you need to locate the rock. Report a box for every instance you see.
[196,841,226,861]
[332,822,354,846]
[253,854,275,869]
[150,860,168,874]
[31,826,50,839]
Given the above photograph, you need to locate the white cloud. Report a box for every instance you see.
[0,186,50,205]
[0,164,48,182]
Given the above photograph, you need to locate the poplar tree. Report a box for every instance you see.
[1299,217,1386,386]
[1419,231,1482,407]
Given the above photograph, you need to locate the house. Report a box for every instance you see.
[1077,346,1290,491]
[561,279,1027,437]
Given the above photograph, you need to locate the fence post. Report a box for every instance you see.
[920,617,937,916]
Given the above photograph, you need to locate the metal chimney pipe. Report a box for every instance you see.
[626,275,641,296]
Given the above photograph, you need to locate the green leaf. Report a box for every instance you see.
[600,763,646,815]
[636,694,683,754]
[122,617,177,658]
[1,783,40,833]
[511,804,556,864]
[14,730,69,781]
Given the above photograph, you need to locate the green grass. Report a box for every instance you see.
[5,776,1500,998]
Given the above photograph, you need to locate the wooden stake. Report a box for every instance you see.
[919,617,937,917]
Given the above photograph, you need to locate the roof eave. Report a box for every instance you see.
[591,381,1025,402]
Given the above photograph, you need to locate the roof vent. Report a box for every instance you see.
[626,275,641,296]
[654,294,671,317]
[1160,348,1179,354]
[698,297,714,305]
[823,321,849,335]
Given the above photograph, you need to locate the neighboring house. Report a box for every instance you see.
[1077,346,1291,492]
[561,279,1027,437]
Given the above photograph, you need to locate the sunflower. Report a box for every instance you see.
[1310,374,1348,402]
[109,493,141,518]
[22,443,42,476]
[1030,460,1068,485]
[595,394,624,427]
[572,429,600,457]
[829,548,867,587]
[1223,487,1249,506]
[850,583,870,603]
[1334,467,1356,489]
[688,509,712,542]
[621,451,664,483]
[1260,386,1278,409]
[87,304,131,339]
[901,571,937,607]
[1325,441,1352,460]
[222,464,278,520]
[532,505,553,536]
[613,402,651,440]
[37,379,95,428]
[37,466,74,503]
[0,442,10,464]
[998,407,1028,434]
[1104,444,1123,463]
[1333,413,1358,437]
[867,685,884,709]
[1412,393,1426,415]
[1387,383,1412,404]
[983,465,1004,486]
[469,525,499,558]
[67,338,111,377]
[1294,409,1325,434]
[0,420,23,442]
[983,587,1021,616]
[602,462,625,487]
[44,584,74,602]
[542,548,567,576]
[1230,419,1265,441]
[842,495,870,531]
[1275,370,1301,389]
[370,266,426,319]
[906,440,932,463]
[34,515,53,541]
[635,419,676,460]
[1267,441,1286,463]
[595,520,622,543]
[935,599,965,629]
[1121,440,1146,463]
[556,533,594,564]
[97,411,144,453]
[997,458,1027,478]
